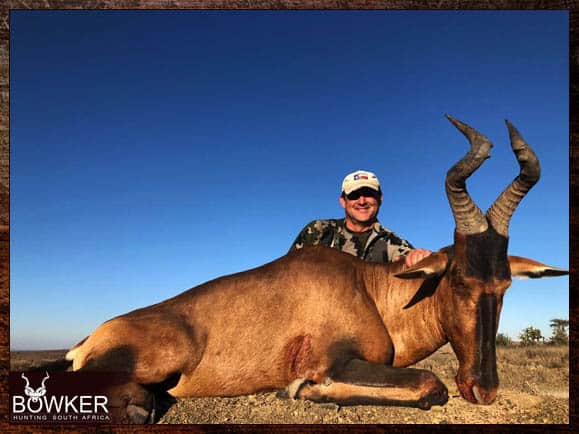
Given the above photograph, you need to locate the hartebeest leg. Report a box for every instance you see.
[104,379,156,424]
[289,359,448,410]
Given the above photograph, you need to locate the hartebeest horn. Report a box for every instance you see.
[486,120,540,237]
[445,114,491,234]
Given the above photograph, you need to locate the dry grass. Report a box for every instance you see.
[495,345,569,397]
[499,345,568,368]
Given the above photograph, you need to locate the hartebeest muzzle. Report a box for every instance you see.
[456,293,500,405]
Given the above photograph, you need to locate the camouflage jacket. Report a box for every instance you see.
[289,219,414,263]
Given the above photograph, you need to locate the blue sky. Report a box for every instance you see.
[10,11,568,350]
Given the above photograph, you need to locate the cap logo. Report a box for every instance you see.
[353,174,368,180]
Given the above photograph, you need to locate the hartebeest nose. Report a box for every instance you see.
[472,385,497,404]
[455,376,497,405]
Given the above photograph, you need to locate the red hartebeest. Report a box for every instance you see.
[66,116,567,423]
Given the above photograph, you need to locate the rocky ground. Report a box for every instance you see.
[11,344,568,425]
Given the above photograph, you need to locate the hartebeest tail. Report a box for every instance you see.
[66,116,567,423]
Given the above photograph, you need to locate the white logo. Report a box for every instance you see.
[11,372,110,423]
[21,372,49,403]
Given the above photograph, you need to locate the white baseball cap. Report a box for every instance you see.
[341,170,381,195]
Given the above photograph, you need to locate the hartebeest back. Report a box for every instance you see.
[66,116,567,423]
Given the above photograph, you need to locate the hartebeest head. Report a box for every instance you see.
[397,115,568,405]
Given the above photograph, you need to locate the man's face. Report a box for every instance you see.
[339,187,382,228]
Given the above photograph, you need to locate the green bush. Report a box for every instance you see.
[519,326,543,346]
[496,333,513,347]
[549,319,569,345]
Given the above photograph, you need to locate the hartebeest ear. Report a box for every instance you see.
[395,252,448,279]
[509,256,569,279]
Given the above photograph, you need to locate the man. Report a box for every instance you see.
[289,170,431,267]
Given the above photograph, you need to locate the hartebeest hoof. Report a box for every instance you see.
[107,382,156,424]
[126,402,155,424]
[285,377,318,400]
[417,382,448,410]
[415,371,449,410]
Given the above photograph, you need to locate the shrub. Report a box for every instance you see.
[496,333,513,347]
[519,326,544,346]
[549,318,569,345]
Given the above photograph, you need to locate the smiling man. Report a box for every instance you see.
[290,170,431,267]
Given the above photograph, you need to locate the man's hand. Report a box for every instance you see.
[394,248,432,268]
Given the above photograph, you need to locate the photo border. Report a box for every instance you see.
[0,1,575,432]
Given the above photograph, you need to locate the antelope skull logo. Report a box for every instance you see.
[21,372,49,402]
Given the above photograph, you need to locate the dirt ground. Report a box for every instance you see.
[10,343,568,424]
